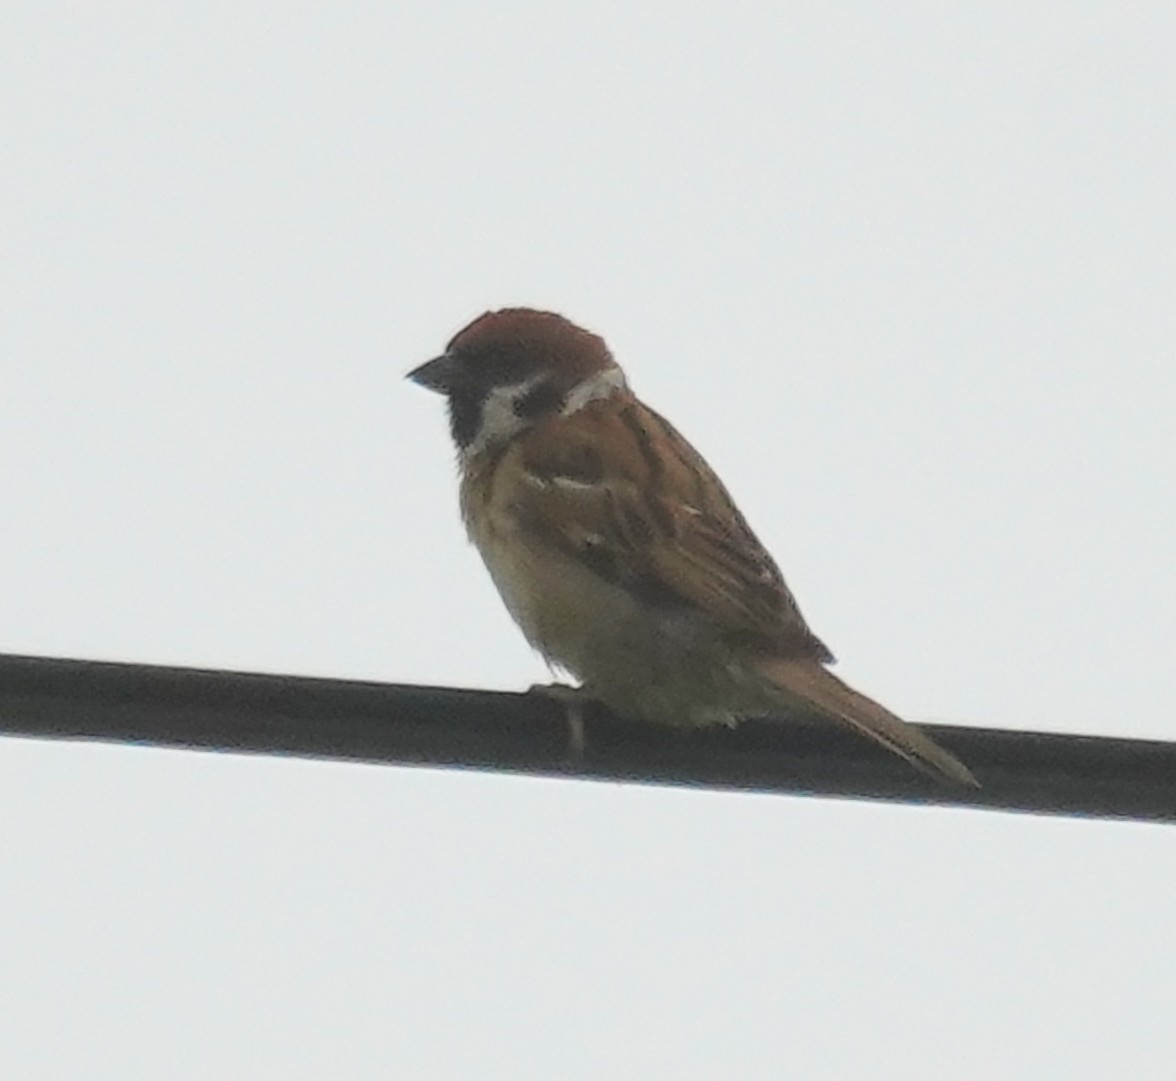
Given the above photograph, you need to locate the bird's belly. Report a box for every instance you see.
[475,529,643,671]
[470,528,763,726]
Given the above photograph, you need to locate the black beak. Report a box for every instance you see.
[406,353,462,394]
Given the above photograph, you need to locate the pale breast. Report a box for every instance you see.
[460,459,640,675]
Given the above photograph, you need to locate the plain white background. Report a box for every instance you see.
[2,4,1174,1078]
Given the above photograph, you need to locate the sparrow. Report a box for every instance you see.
[408,308,976,786]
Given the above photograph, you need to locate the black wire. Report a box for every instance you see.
[1,652,1172,822]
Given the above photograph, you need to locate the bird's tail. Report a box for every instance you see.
[753,657,978,787]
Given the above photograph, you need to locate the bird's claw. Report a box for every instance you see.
[527,682,589,759]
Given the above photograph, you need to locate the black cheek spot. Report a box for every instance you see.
[513,381,565,420]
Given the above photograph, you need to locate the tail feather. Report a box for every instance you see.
[754,657,978,787]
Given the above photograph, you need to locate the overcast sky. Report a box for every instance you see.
[2,4,1175,1078]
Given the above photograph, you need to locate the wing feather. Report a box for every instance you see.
[516,399,833,661]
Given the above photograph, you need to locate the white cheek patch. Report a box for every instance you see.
[562,366,628,415]
[462,376,543,461]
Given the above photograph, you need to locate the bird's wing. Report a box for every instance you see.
[514,398,833,661]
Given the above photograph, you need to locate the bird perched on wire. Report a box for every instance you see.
[408,308,976,786]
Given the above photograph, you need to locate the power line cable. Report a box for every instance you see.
[1,652,1172,822]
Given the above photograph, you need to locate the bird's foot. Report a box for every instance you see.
[527,682,589,760]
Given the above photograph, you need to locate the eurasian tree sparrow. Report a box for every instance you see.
[408,308,976,786]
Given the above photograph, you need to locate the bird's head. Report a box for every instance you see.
[408,308,628,457]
